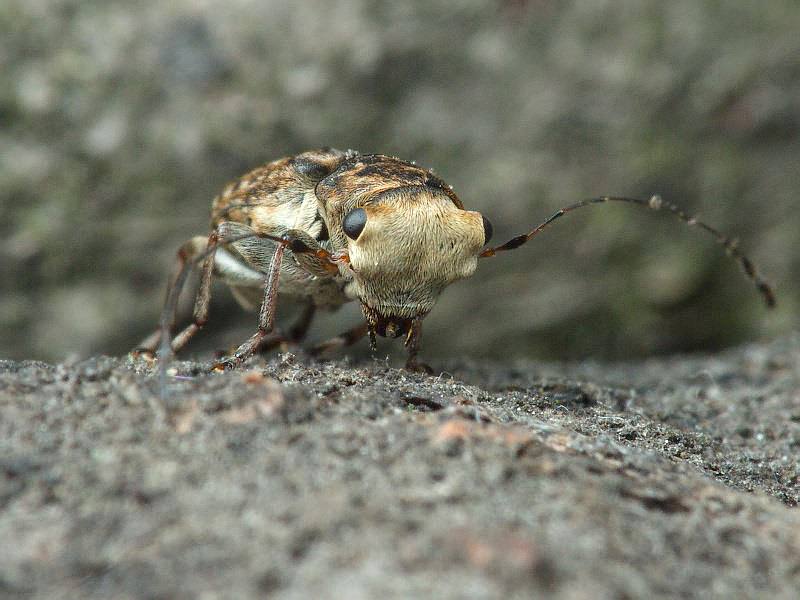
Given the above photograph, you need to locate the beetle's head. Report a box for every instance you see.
[316,154,492,338]
[340,191,492,338]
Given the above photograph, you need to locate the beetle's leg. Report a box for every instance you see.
[224,222,347,277]
[404,318,432,374]
[169,231,225,354]
[214,238,287,370]
[284,231,349,276]
[255,302,317,354]
[148,221,343,372]
[170,224,334,363]
[306,322,368,356]
[133,236,208,355]
[213,226,346,369]
[157,224,289,361]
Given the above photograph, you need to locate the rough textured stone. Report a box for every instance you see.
[1,335,799,598]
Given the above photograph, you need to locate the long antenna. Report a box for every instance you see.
[480,195,776,308]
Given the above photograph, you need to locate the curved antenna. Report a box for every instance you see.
[479,195,776,308]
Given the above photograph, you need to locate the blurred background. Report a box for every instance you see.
[1,0,797,364]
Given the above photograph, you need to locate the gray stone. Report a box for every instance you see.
[1,335,799,598]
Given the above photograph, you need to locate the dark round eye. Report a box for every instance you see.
[343,208,367,240]
[481,215,493,246]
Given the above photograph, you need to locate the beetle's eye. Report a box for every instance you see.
[343,208,367,240]
[481,215,493,246]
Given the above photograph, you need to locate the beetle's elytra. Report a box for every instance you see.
[139,148,775,372]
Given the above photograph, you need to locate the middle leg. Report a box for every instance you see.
[214,239,287,370]
[255,302,317,354]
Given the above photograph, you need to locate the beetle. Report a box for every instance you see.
[139,147,775,372]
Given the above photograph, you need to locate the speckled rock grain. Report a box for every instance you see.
[1,336,799,599]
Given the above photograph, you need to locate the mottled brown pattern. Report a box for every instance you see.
[211,148,347,230]
[318,153,464,210]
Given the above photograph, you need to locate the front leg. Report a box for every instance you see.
[254,302,317,355]
[404,317,433,374]
[307,322,368,356]
[133,235,208,355]
[212,225,346,370]
[221,222,349,277]
[214,238,287,370]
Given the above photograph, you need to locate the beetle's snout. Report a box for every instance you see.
[359,303,415,339]
[377,315,412,338]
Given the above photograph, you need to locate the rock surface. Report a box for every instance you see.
[2,335,799,598]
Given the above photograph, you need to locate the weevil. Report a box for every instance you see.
[139,148,775,372]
